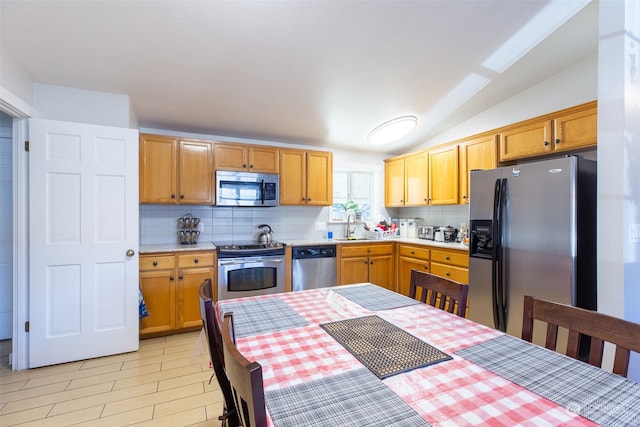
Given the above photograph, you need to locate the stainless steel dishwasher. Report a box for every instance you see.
[292,245,337,291]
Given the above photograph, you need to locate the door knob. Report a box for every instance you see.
[126,249,135,257]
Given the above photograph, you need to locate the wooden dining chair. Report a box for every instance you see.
[409,270,469,317]
[198,279,239,427]
[221,312,268,427]
[522,295,640,377]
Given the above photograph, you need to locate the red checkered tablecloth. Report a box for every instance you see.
[217,284,598,426]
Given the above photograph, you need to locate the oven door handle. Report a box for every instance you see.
[219,257,285,265]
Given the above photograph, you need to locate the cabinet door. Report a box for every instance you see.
[178,139,214,204]
[214,143,248,171]
[177,267,213,329]
[405,152,428,206]
[339,256,369,285]
[249,146,279,173]
[398,257,430,299]
[499,120,553,161]
[139,270,176,336]
[279,149,306,205]
[368,254,395,291]
[428,145,459,205]
[384,157,405,206]
[553,104,597,152]
[140,134,177,203]
[459,135,497,204]
[305,150,332,205]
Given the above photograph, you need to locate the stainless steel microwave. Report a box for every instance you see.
[216,171,279,207]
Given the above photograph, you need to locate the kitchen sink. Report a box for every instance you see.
[333,237,376,241]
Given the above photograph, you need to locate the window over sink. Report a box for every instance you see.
[332,171,373,221]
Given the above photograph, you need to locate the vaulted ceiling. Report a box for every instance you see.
[1,1,598,154]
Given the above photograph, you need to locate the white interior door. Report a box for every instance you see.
[29,118,139,368]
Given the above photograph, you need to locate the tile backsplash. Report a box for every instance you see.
[140,204,470,245]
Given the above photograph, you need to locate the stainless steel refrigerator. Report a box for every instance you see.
[468,156,597,341]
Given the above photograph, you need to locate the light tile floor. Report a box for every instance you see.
[0,332,225,426]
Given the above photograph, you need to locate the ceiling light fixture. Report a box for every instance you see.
[368,115,417,146]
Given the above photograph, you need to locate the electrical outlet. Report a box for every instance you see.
[315,222,326,231]
[630,224,640,243]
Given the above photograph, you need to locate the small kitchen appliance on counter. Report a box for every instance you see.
[418,225,436,240]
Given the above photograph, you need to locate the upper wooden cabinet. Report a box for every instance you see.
[279,149,333,205]
[140,134,214,204]
[214,143,279,173]
[384,157,406,207]
[405,152,428,206]
[428,144,459,205]
[499,101,597,162]
[459,134,498,204]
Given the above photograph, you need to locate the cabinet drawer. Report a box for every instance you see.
[398,245,429,260]
[430,249,469,267]
[177,252,215,268]
[340,243,394,257]
[140,254,176,271]
[430,263,469,284]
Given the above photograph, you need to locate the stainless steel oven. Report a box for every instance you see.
[216,242,285,300]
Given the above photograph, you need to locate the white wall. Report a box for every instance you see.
[33,84,134,128]
[0,46,36,118]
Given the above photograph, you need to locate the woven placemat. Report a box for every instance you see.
[320,315,451,379]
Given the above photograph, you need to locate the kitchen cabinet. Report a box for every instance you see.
[338,243,395,291]
[279,148,333,205]
[139,134,214,204]
[499,101,597,162]
[405,152,429,205]
[427,144,459,205]
[139,251,215,338]
[397,244,430,298]
[459,134,497,204]
[384,157,406,207]
[430,247,469,284]
[214,143,279,173]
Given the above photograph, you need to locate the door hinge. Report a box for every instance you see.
[25,140,29,152]
[25,321,29,332]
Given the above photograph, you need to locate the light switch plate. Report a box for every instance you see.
[315,222,326,231]
[630,224,640,243]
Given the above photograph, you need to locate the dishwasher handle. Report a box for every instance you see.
[292,245,337,259]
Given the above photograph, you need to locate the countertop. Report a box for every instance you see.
[139,238,468,254]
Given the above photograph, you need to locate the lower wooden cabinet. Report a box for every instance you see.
[140,251,214,338]
[338,243,395,291]
[397,244,430,298]
[430,247,469,284]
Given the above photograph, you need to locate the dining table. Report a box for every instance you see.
[215,283,640,426]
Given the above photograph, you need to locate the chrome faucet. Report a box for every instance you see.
[345,214,356,239]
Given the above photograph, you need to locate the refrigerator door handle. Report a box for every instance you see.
[491,179,501,330]
[495,178,507,332]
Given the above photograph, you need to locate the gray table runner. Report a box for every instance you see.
[332,284,420,311]
[265,367,431,426]
[321,315,451,379]
[456,335,640,426]
[218,298,308,338]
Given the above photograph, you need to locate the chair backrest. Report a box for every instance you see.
[522,295,640,377]
[222,312,267,427]
[409,270,469,317]
[198,279,239,426]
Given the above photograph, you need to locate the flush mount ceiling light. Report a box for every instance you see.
[368,115,417,146]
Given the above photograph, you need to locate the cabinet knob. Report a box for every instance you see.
[152,261,158,266]
[179,275,184,280]
[411,251,415,255]
[194,258,199,264]
[170,276,175,281]
[171,194,176,199]
[544,140,550,146]
[446,272,451,276]
[180,194,185,199]
[555,138,561,144]
[301,197,306,201]
[424,265,429,270]
[308,198,311,202]
[243,164,247,168]
[250,164,254,168]
[445,256,450,260]
[462,195,467,199]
